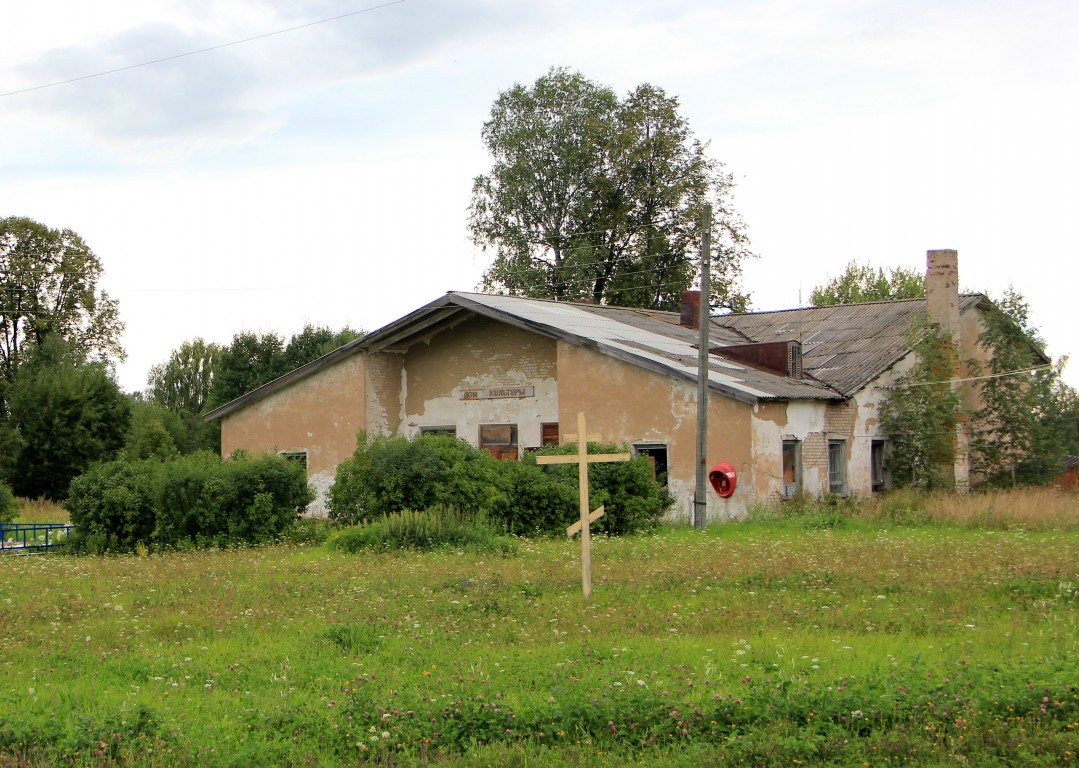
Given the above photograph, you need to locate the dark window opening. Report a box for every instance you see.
[828,439,847,495]
[420,425,457,437]
[279,450,308,472]
[541,423,560,446]
[634,444,669,486]
[782,440,801,498]
[871,440,886,492]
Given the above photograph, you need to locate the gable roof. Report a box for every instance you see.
[204,291,988,421]
[713,295,989,395]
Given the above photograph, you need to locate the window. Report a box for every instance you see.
[781,440,801,497]
[541,423,560,446]
[279,450,308,472]
[633,443,669,486]
[871,440,886,492]
[828,439,847,495]
[420,425,456,437]
[479,424,518,461]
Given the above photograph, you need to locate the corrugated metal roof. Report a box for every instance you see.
[714,296,986,395]
[207,291,988,421]
[452,293,841,402]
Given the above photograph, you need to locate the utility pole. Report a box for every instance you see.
[693,204,711,529]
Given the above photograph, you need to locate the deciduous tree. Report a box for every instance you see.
[810,261,925,306]
[878,324,964,489]
[6,337,130,499]
[0,216,123,390]
[147,337,220,416]
[470,68,753,311]
[968,289,1063,486]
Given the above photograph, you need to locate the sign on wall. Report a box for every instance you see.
[459,386,535,400]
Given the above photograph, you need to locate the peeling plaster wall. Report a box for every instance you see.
[751,400,830,498]
[555,341,756,521]
[220,355,366,515]
[364,352,404,437]
[398,315,559,450]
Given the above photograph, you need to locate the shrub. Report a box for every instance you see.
[219,452,314,542]
[326,507,518,554]
[65,452,313,553]
[523,443,672,534]
[66,459,160,554]
[329,434,505,524]
[329,434,671,536]
[0,481,18,524]
[491,459,578,535]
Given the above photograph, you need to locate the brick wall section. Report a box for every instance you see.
[825,401,856,436]
[803,432,828,469]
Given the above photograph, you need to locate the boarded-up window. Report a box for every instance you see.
[541,423,560,446]
[479,424,518,461]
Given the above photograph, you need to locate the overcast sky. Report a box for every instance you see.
[2,0,1077,392]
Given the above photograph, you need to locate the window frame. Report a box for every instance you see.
[828,439,848,496]
[871,439,886,492]
[781,439,802,498]
[419,425,457,437]
[479,423,519,460]
[278,450,308,473]
[633,443,669,485]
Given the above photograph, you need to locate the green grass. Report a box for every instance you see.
[1,520,1077,766]
[13,497,71,524]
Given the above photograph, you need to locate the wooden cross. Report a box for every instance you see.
[535,412,630,601]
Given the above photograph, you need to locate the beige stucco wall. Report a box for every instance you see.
[220,354,366,514]
[395,315,559,448]
[555,341,757,521]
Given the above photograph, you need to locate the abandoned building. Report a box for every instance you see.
[206,249,995,519]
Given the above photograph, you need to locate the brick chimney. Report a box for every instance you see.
[926,249,960,340]
[680,291,701,330]
[924,248,970,492]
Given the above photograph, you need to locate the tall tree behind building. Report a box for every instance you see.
[810,261,925,306]
[0,216,123,393]
[470,68,753,312]
[968,289,1063,486]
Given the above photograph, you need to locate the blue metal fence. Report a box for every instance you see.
[0,523,73,553]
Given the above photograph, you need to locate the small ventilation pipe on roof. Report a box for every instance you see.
[680,290,701,329]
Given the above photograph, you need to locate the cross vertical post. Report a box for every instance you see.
[535,412,630,601]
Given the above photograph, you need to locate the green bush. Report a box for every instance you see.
[523,443,673,534]
[65,452,313,553]
[0,481,18,524]
[329,434,671,536]
[154,451,226,544]
[326,506,518,554]
[66,459,160,553]
[328,433,505,524]
[220,453,314,542]
[491,459,578,535]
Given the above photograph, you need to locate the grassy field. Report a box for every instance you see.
[1,494,1077,766]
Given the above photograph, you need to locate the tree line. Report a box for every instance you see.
[0,215,360,503]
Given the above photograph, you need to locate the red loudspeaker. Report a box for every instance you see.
[708,462,737,498]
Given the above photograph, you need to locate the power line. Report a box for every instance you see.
[0,0,408,99]
[890,364,1054,388]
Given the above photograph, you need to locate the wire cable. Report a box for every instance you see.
[1,0,408,98]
